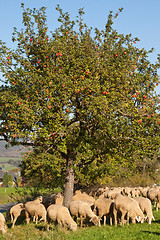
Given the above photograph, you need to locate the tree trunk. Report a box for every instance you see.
[63,167,74,208]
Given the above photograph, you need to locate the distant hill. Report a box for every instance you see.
[0,141,29,158]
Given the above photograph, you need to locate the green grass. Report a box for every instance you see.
[0,187,17,204]
[0,209,160,240]
[0,157,21,162]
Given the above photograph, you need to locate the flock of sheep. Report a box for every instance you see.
[0,184,160,234]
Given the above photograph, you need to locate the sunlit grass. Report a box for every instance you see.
[0,209,160,240]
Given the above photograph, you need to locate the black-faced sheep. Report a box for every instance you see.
[47,204,77,231]
[69,200,100,227]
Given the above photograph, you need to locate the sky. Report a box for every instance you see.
[0,0,160,93]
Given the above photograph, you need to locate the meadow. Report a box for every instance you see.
[1,187,160,239]
[0,187,17,204]
[0,157,21,171]
[0,209,160,240]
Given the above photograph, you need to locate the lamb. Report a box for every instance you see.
[113,194,145,226]
[93,197,114,226]
[0,212,7,234]
[69,200,100,227]
[47,204,77,231]
[133,197,155,224]
[25,196,46,224]
[9,202,25,228]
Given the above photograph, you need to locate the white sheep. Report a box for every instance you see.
[25,196,46,224]
[147,188,159,208]
[113,194,145,226]
[133,196,155,224]
[47,204,77,231]
[69,200,100,227]
[72,191,95,207]
[140,187,150,198]
[0,212,7,234]
[93,197,114,226]
[9,203,25,228]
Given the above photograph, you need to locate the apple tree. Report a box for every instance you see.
[0,4,160,207]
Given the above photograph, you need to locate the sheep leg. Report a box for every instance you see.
[126,212,130,226]
[121,212,126,226]
[113,206,117,226]
[80,216,83,228]
[103,215,106,226]
[34,213,38,224]
[10,213,13,223]
[25,211,30,224]
[46,223,50,231]
[156,202,160,211]
[12,216,17,228]
[109,214,113,226]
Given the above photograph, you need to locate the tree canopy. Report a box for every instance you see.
[0,4,160,206]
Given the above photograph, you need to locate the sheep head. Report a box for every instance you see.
[69,222,77,232]
[90,216,100,226]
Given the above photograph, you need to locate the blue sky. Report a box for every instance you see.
[0,0,160,93]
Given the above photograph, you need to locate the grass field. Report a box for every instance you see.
[0,187,17,204]
[0,157,21,162]
[1,187,160,239]
[0,157,21,171]
[0,209,160,240]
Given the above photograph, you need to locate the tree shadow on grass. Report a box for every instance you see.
[153,219,160,224]
[142,231,160,236]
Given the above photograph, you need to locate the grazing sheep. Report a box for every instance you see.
[156,191,160,211]
[140,187,150,198]
[113,194,145,226]
[47,204,77,231]
[25,196,46,224]
[93,197,114,226]
[0,213,7,234]
[147,188,159,208]
[9,203,25,228]
[104,188,122,199]
[123,187,132,197]
[69,200,100,227]
[133,197,155,224]
[55,196,63,205]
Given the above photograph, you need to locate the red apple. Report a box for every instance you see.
[115,54,118,57]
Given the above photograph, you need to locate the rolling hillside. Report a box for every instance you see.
[0,141,30,171]
[0,141,28,158]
